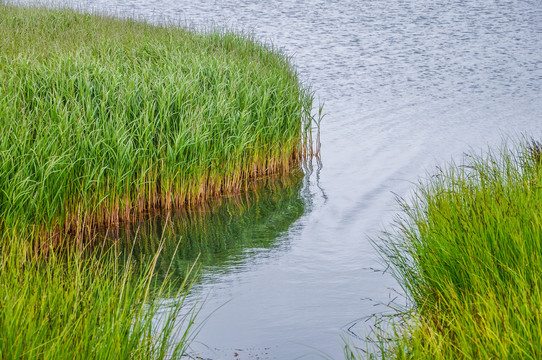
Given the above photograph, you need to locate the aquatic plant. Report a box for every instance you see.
[0,4,313,358]
[0,4,313,249]
[0,236,197,359]
[351,138,542,359]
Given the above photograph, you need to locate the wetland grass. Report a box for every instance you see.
[0,4,314,248]
[0,4,313,358]
[1,237,197,359]
[354,139,542,359]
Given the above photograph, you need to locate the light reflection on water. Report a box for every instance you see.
[17,0,542,358]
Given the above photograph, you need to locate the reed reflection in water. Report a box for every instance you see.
[99,172,307,283]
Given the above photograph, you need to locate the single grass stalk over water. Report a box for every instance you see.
[352,138,542,359]
[0,4,314,248]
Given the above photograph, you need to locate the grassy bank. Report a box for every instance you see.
[0,4,313,358]
[0,4,313,249]
[353,139,542,359]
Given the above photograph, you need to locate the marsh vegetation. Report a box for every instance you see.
[0,4,313,249]
[0,4,313,358]
[348,139,542,359]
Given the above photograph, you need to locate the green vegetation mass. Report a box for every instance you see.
[354,139,542,359]
[1,242,196,359]
[0,5,313,358]
[0,5,313,248]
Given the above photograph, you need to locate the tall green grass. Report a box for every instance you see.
[0,4,313,358]
[0,4,313,248]
[355,139,542,359]
[0,236,198,359]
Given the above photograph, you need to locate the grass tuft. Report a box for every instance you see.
[0,4,314,249]
[355,138,542,359]
[0,236,198,359]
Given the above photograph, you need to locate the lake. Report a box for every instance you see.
[17,0,542,358]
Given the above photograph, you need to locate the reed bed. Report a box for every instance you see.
[354,139,542,359]
[0,4,313,249]
[0,235,197,359]
[0,4,312,358]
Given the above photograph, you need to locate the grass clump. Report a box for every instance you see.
[0,237,197,359]
[0,4,313,248]
[358,139,542,359]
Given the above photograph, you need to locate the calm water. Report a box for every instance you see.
[20,0,542,358]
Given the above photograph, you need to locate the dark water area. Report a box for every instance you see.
[99,174,306,283]
[16,0,542,358]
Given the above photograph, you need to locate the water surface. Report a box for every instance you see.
[18,0,542,358]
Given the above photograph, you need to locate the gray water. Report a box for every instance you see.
[20,0,542,358]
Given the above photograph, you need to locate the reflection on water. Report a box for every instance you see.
[101,173,306,281]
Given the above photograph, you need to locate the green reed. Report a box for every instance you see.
[0,4,313,358]
[0,4,313,247]
[352,139,542,359]
[0,235,197,359]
